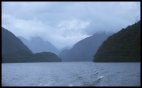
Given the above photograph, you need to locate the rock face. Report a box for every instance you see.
[94,21,140,62]
[59,32,111,61]
[19,36,59,55]
[2,27,61,63]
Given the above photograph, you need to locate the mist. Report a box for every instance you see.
[2,2,140,50]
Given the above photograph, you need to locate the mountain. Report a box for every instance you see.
[19,36,59,54]
[2,27,33,62]
[94,21,140,62]
[32,52,62,62]
[59,32,111,61]
[2,27,61,63]
[59,49,70,61]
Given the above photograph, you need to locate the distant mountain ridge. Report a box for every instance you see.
[33,52,61,62]
[19,36,59,54]
[59,32,111,61]
[94,21,141,62]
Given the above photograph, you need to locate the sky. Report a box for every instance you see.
[2,2,140,50]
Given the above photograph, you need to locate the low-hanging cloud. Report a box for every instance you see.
[2,2,140,50]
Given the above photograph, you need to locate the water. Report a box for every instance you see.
[2,62,140,86]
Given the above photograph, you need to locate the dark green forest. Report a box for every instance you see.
[94,21,140,62]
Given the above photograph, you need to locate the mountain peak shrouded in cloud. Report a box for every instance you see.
[2,2,140,50]
[19,36,59,54]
